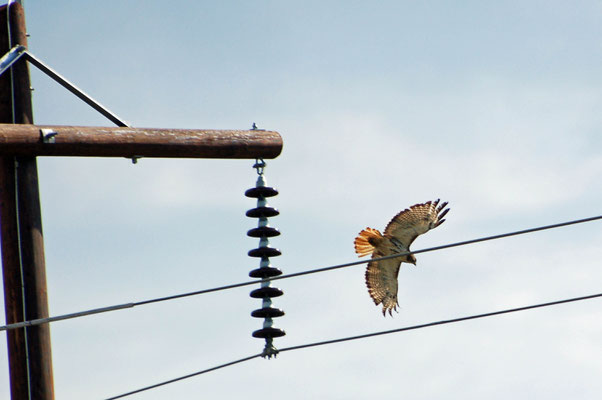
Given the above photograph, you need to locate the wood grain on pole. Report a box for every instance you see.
[0,3,55,399]
[0,124,283,159]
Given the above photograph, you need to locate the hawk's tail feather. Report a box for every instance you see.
[354,227,382,257]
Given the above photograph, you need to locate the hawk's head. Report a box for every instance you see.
[406,254,417,265]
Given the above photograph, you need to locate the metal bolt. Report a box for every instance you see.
[40,129,57,143]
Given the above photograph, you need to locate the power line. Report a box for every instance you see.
[104,353,263,400]
[278,292,602,352]
[1,214,601,332]
[0,303,135,331]
[103,291,602,399]
[261,213,602,283]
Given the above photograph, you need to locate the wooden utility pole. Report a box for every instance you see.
[0,2,54,399]
[0,3,282,400]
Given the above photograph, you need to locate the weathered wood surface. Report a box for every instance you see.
[0,2,55,399]
[0,124,283,159]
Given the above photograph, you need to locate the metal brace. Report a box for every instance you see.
[0,45,130,128]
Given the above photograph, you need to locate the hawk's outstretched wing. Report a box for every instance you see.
[383,199,449,248]
[365,255,403,316]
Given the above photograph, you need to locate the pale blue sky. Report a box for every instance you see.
[1,1,602,399]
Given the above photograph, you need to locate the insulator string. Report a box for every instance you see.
[246,156,285,357]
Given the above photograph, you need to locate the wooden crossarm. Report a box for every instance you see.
[0,124,283,159]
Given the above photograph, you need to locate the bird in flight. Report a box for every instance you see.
[354,200,449,316]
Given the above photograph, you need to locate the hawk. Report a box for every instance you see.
[354,199,449,316]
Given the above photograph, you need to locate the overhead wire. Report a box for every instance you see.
[104,291,602,399]
[104,353,264,400]
[278,292,602,352]
[1,214,601,332]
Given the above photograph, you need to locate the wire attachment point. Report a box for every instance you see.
[261,339,280,359]
[253,158,266,176]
